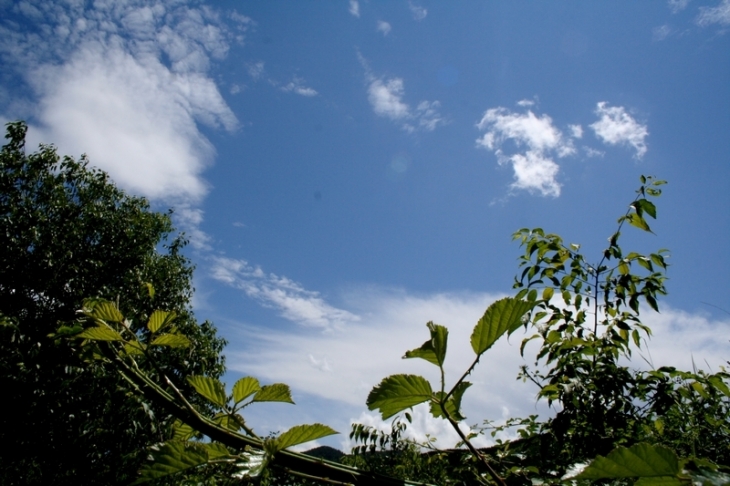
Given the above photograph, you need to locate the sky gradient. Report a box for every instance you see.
[1,0,729,450]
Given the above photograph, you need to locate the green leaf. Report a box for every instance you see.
[367,374,433,420]
[574,443,680,480]
[150,333,190,348]
[91,301,124,322]
[633,199,657,219]
[171,420,197,442]
[147,310,176,333]
[252,383,295,404]
[124,341,146,355]
[132,441,208,484]
[542,287,554,301]
[233,376,261,404]
[403,322,448,367]
[204,442,230,459]
[628,212,652,233]
[470,298,535,356]
[187,376,228,408]
[430,381,472,422]
[275,423,339,451]
[77,326,124,341]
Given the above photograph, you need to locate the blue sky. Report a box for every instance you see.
[1,0,729,450]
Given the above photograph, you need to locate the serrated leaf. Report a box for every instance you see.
[124,341,146,355]
[233,376,261,404]
[150,334,190,348]
[204,442,231,459]
[132,441,208,484]
[403,322,448,367]
[275,423,338,451]
[91,301,124,322]
[430,381,471,421]
[187,376,228,408]
[470,298,535,356]
[77,326,124,341]
[147,310,176,333]
[574,443,679,480]
[367,374,433,419]
[172,420,197,442]
[252,383,294,404]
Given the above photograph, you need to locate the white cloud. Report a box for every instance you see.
[589,102,648,158]
[569,124,583,138]
[349,0,360,18]
[360,54,444,133]
[408,1,428,21]
[668,0,691,13]
[475,106,577,197]
[377,20,392,36]
[222,285,729,450]
[247,61,265,80]
[368,78,411,120]
[653,25,673,41]
[211,257,360,331]
[0,0,240,250]
[281,76,318,97]
[696,0,730,26]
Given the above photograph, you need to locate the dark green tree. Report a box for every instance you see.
[0,121,226,485]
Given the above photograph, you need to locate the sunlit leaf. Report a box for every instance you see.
[77,326,123,341]
[204,442,230,459]
[172,420,197,442]
[574,443,679,481]
[233,376,261,404]
[132,441,208,484]
[628,213,652,233]
[187,376,227,408]
[252,383,294,404]
[403,322,448,367]
[91,301,124,322]
[147,310,176,333]
[124,341,146,355]
[470,298,535,356]
[367,374,433,419]
[275,423,338,451]
[430,381,471,421]
[150,334,190,348]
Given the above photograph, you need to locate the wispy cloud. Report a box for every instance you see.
[408,1,428,21]
[377,20,392,36]
[349,0,360,18]
[476,106,577,197]
[211,257,359,331]
[281,76,318,97]
[359,54,444,133]
[653,24,673,41]
[696,0,730,26]
[224,285,729,450]
[668,0,691,13]
[589,102,648,159]
[0,0,241,205]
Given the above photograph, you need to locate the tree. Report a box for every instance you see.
[0,121,226,485]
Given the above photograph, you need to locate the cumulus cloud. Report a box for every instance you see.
[281,76,318,97]
[475,106,577,197]
[696,0,730,26]
[377,20,392,36]
[211,257,360,331]
[408,1,428,21]
[589,102,648,158]
[0,0,240,213]
[360,55,444,132]
[349,0,360,18]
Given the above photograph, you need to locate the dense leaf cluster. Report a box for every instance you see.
[0,122,226,485]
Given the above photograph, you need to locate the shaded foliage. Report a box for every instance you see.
[0,122,226,485]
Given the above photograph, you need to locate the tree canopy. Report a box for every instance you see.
[0,121,226,485]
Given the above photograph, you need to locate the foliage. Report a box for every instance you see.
[65,298,430,486]
[357,176,730,485]
[0,122,226,485]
